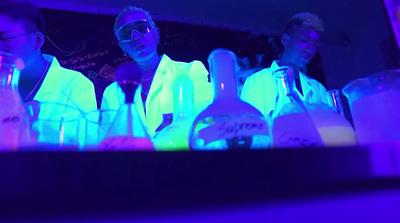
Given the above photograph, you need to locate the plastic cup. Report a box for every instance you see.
[21,101,83,149]
[80,109,118,150]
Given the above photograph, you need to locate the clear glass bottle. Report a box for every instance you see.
[0,52,29,150]
[153,75,195,151]
[189,48,270,150]
[100,63,154,150]
[271,66,324,148]
[304,89,357,147]
[307,103,358,147]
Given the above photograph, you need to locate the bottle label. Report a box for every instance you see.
[0,113,24,150]
[99,136,154,151]
[1,114,21,124]
[273,131,320,147]
[198,116,269,146]
[272,113,324,148]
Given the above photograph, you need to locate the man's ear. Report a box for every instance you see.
[281,33,290,47]
[34,32,45,50]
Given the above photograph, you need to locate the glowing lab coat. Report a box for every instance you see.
[101,54,213,135]
[24,55,97,145]
[32,54,97,113]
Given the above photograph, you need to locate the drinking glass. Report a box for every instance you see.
[21,101,83,149]
[80,109,118,150]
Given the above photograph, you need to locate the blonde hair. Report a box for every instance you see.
[285,12,324,35]
[114,6,156,36]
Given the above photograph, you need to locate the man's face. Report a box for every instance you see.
[0,15,37,68]
[284,25,321,67]
[116,11,159,63]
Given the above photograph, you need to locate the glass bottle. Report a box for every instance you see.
[100,63,154,150]
[189,48,270,150]
[342,69,400,147]
[153,75,195,150]
[327,89,345,116]
[307,103,358,147]
[270,66,324,148]
[304,89,357,147]
[0,52,29,150]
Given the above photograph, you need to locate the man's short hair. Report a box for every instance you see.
[0,0,46,34]
[114,6,156,36]
[284,12,324,36]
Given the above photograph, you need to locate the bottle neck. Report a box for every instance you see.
[118,82,139,104]
[0,53,21,89]
[272,67,305,120]
[1,66,20,89]
[1,65,21,105]
[274,70,296,98]
[209,51,239,100]
[173,95,194,120]
[327,89,344,116]
[172,77,194,120]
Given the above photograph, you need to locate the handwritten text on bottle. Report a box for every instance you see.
[276,132,318,147]
[198,117,269,145]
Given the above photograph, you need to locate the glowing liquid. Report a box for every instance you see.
[153,120,191,151]
[317,126,357,146]
[272,113,324,148]
[350,90,400,145]
[99,136,154,151]
[308,109,357,147]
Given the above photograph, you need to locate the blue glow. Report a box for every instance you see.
[384,0,400,50]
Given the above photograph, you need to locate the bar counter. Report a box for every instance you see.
[1,147,400,222]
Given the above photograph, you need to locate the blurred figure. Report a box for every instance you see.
[241,12,328,116]
[0,0,97,113]
[101,6,212,136]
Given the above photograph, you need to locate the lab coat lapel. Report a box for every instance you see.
[299,73,313,103]
[145,55,174,134]
[134,85,148,129]
[33,57,59,102]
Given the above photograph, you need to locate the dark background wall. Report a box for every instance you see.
[34,0,400,123]
[39,8,327,108]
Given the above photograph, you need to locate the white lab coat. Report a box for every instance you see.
[241,60,328,116]
[24,54,97,146]
[102,54,213,135]
[32,54,97,113]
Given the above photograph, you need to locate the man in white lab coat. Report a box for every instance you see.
[0,0,97,113]
[101,6,212,136]
[241,12,328,117]
[0,1,97,147]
